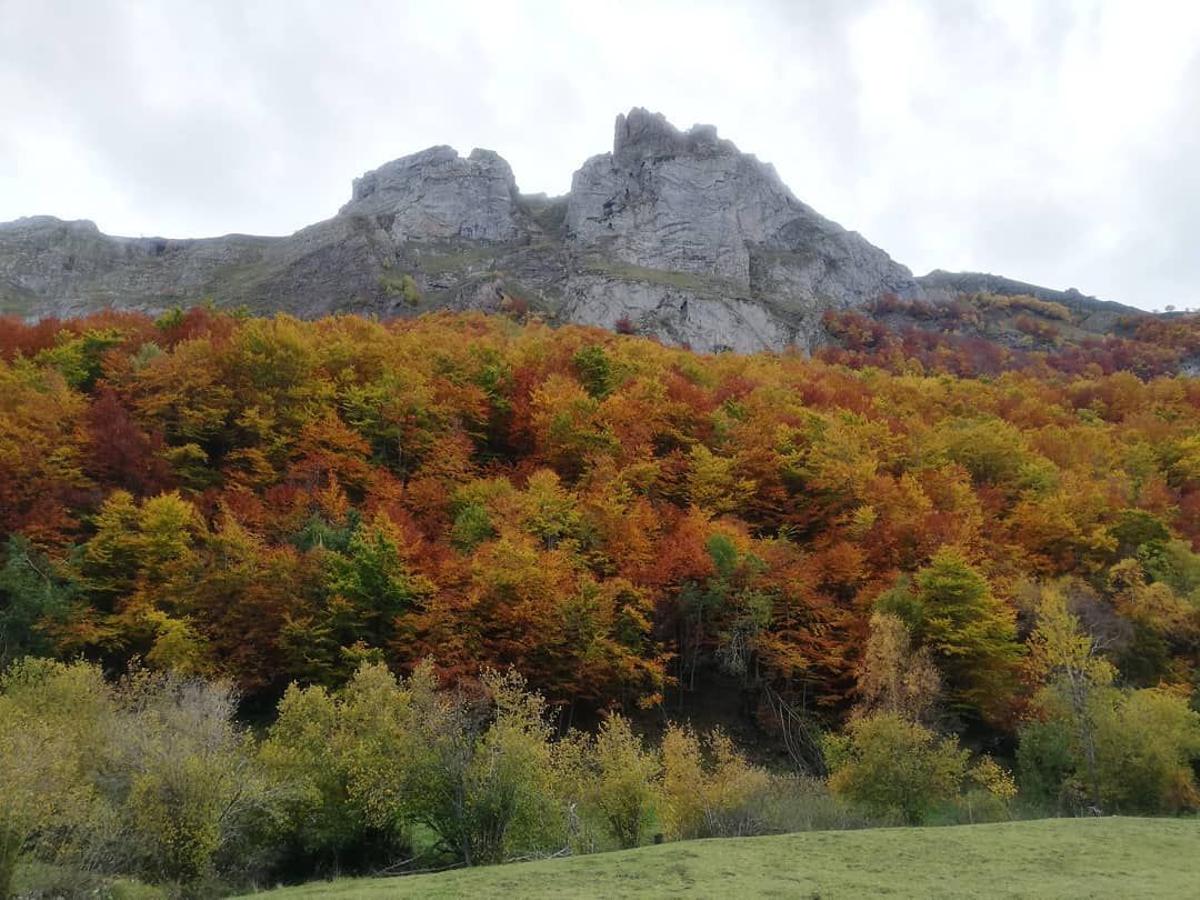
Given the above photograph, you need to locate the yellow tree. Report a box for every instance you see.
[1025,583,1115,810]
[854,612,941,726]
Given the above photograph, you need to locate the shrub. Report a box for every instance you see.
[0,660,107,898]
[2,661,276,893]
[380,273,421,307]
[1014,315,1060,343]
[460,672,561,863]
[824,712,968,825]
[1016,717,1078,811]
[970,292,1071,321]
[564,715,662,849]
[1019,686,1200,815]
[948,756,1019,824]
[266,662,562,869]
[260,675,407,876]
[11,861,165,900]
[498,293,529,317]
[1092,687,1200,813]
[108,673,270,886]
[660,725,771,840]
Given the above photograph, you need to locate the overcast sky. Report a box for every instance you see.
[2,1,1198,310]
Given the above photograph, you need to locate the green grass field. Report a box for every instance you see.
[255,817,1200,899]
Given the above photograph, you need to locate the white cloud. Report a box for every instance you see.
[1,0,1197,308]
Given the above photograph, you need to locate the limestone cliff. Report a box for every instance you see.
[0,109,1127,352]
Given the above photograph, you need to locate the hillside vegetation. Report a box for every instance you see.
[4,307,1200,709]
[821,292,1200,379]
[260,818,1200,899]
[3,307,1200,896]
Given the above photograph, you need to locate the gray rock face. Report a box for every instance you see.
[561,274,795,354]
[567,110,898,291]
[0,216,277,317]
[567,110,789,282]
[556,109,921,350]
[0,109,952,351]
[341,146,521,243]
[570,111,915,291]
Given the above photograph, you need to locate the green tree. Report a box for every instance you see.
[33,328,126,391]
[883,548,1020,720]
[76,490,206,662]
[451,503,495,552]
[0,537,76,666]
[79,490,143,605]
[1022,584,1114,809]
[325,517,433,647]
[572,345,614,400]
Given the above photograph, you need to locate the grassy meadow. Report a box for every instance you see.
[255,817,1200,899]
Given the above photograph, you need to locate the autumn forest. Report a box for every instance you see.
[3,304,1200,894]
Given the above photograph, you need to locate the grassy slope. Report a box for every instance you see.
[257,817,1199,899]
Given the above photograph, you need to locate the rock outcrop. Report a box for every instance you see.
[0,108,1121,352]
[568,110,912,297]
[556,110,921,349]
[340,146,522,243]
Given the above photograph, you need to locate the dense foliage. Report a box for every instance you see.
[3,308,1200,716]
[4,306,1200,893]
[0,658,882,896]
[821,294,1200,380]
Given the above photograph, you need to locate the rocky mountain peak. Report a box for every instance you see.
[612,107,731,160]
[340,144,520,242]
[0,107,1131,355]
[564,109,918,324]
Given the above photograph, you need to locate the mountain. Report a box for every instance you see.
[0,108,1142,352]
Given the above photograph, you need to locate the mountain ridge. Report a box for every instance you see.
[0,108,1143,351]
